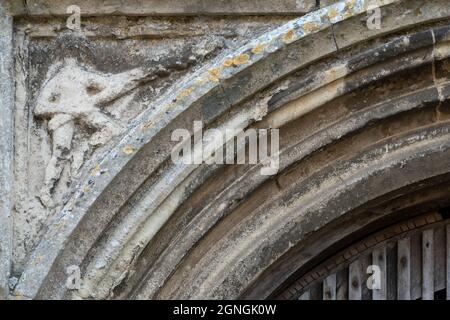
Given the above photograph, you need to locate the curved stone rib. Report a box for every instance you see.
[80,2,436,299]
[11,0,419,299]
[142,82,442,299]
[182,124,450,299]
[79,100,268,298]
[130,37,447,299]
[107,2,450,298]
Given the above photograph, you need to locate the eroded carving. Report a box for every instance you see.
[34,59,150,207]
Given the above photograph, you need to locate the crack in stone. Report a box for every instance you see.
[330,23,339,51]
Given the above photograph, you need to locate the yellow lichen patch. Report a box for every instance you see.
[208,68,221,82]
[251,43,266,54]
[344,10,353,18]
[282,29,295,43]
[166,101,177,110]
[303,22,319,32]
[195,77,208,85]
[224,53,252,68]
[345,0,356,9]
[442,59,450,73]
[91,164,101,176]
[141,120,154,131]
[223,59,234,67]
[122,145,136,155]
[58,220,66,229]
[232,53,250,65]
[328,8,339,19]
[177,87,194,100]
[322,64,348,83]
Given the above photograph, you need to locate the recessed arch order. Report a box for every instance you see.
[14,0,450,300]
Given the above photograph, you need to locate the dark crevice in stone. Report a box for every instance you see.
[330,23,339,51]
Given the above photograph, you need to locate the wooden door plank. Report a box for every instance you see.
[397,237,411,300]
[336,268,349,300]
[386,241,398,300]
[422,229,434,300]
[434,226,446,292]
[299,290,310,300]
[349,260,362,300]
[411,233,422,300]
[310,282,323,300]
[361,253,372,300]
[372,245,387,300]
[446,224,450,300]
[323,274,337,300]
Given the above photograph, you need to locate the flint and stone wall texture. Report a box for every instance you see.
[2,0,450,300]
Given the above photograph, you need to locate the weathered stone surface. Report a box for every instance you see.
[10,10,292,279]
[6,0,317,16]
[0,2,13,299]
[3,0,450,300]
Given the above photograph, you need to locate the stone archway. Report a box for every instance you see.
[3,0,450,300]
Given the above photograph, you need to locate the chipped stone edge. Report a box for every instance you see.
[7,0,319,17]
[0,3,14,300]
[13,0,398,299]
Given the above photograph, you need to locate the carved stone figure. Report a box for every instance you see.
[34,59,149,207]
